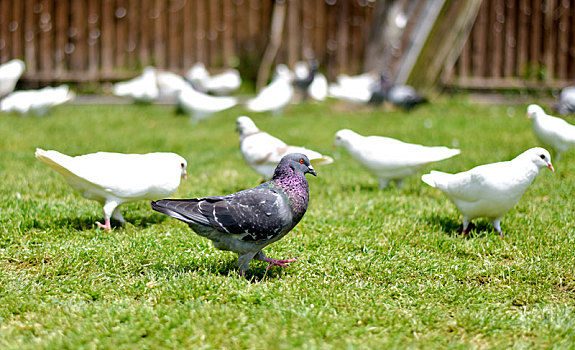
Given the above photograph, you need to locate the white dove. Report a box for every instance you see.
[156,71,189,101]
[0,85,74,116]
[328,72,378,104]
[526,104,575,161]
[35,148,187,230]
[202,68,241,95]
[177,84,238,123]
[334,129,460,188]
[0,59,25,98]
[309,72,328,101]
[422,147,554,236]
[237,116,333,180]
[246,64,294,116]
[185,62,210,91]
[113,66,159,103]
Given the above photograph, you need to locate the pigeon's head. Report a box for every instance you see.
[236,116,259,137]
[275,153,317,178]
[526,104,545,119]
[333,129,359,148]
[522,147,554,172]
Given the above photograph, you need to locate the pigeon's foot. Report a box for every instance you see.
[498,231,505,238]
[261,257,299,270]
[96,219,112,231]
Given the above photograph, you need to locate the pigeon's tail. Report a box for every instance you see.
[421,170,450,188]
[151,199,208,226]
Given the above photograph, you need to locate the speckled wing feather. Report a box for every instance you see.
[151,185,292,242]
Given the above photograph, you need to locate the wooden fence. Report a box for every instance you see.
[446,0,575,89]
[0,0,375,86]
[2,0,574,89]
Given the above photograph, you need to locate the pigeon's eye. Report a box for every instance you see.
[539,154,545,160]
[299,158,305,164]
[181,163,185,168]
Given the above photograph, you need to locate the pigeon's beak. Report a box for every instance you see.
[182,171,188,180]
[308,164,317,176]
[548,162,555,172]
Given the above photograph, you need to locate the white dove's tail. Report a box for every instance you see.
[288,147,334,166]
[35,148,76,178]
[422,147,461,162]
[421,170,450,188]
[310,155,334,166]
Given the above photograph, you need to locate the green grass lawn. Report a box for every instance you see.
[1,98,574,348]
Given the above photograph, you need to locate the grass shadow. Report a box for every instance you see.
[33,213,168,232]
[147,256,290,283]
[339,183,391,194]
[425,212,495,239]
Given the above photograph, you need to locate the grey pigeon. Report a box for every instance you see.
[369,74,427,111]
[554,86,575,115]
[151,153,316,277]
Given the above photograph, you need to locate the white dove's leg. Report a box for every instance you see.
[394,179,405,188]
[254,250,298,271]
[462,217,471,234]
[96,200,119,231]
[378,179,390,189]
[111,206,126,224]
[492,217,504,238]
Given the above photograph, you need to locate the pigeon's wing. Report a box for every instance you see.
[152,186,292,242]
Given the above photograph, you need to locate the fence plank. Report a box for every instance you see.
[556,0,570,79]
[503,0,515,77]
[515,0,529,77]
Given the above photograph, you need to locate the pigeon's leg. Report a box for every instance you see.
[254,250,298,270]
[237,251,259,278]
[378,179,390,189]
[492,218,504,238]
[111,207,126,224]
[96,201,119,231]
[462,217,471,235]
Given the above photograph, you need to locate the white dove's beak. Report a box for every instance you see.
[183,171,188,180]
[548,163,555,172]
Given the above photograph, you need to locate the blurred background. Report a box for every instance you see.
[0,0,574,93]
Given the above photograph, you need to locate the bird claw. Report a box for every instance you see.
[264,257,299,271]
[96,220,112,231]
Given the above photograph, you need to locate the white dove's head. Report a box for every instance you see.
[168,154,188,180]
[520,147,554,172]
[334,129,360,148]
[236,116,259,136]
[526,104,545,119]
